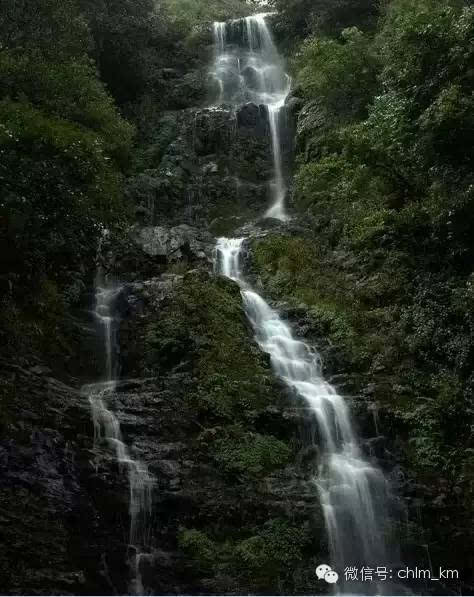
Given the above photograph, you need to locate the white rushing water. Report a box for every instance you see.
[82,250,154,595]
[211,14,291,220]
[216,238,397,594]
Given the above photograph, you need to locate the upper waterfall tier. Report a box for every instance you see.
[210,14,291,108]
[210,14,291,221]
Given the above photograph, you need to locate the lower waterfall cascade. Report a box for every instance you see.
[215,238,406,595]
[82,258,155,595]
[211,13,291,221]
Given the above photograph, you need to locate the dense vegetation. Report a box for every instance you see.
[0,0,130,356]
[0,0,251,358]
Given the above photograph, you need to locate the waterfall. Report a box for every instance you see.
[82,234,155,595]
[216,238,401,595]
[210,14,291,221]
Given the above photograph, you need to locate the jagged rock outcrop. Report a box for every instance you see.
[131,224,214,262]
[126,103,274,234]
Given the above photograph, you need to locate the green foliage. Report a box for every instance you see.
[400,276,474,376]
[400,376,468,471]
[0,101,126,285]
[254,235,323,300]
[212,426,291,478]
[0,0,134,358]
[296,27,378,120]
[0,53,134,167]
[296,154,392,247]
[234,519,309,588]
[378,1,473,103]
[0,0,134,166]
[164,0,252,32]
[179,520,310,591]
[271,0,379,45]
[0,0,91,59]
[178,529,217,572]
[253,235,351,308]
[144,272,278,421]
[292,0,474,260]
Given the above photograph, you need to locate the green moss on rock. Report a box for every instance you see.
[134,266,322,594]
[210,426,291,479]
[178,519,312,593]
[144,270,279,421]
[178,528,217,573]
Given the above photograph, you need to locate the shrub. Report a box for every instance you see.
[212,427,291,478]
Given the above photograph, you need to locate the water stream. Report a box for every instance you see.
[82,245,155,595]
[210,14,291,220]
[216,238,400,594]
[80,13,402,595]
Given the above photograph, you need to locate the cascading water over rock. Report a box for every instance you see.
[82,236,155,595]
[210,14,291,220]
[216,238,403,595]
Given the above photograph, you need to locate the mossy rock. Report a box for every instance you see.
[206,425,292,480]
[128,265,324,594]
[179,519,314,594]
[143,271,281,421]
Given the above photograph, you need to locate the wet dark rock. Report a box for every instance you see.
[0,359,132,595]
[100,268,327,594]
[236,102,268,131]
[125,105,277,236]
[285,94,304,115]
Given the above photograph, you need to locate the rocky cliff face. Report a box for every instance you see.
[0,66,326,594]
[127,103,276,236]
[114,268,327,594]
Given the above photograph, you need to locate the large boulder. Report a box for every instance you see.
[236,102,268,132]
[131,224,214,263]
